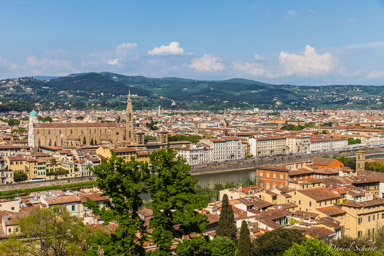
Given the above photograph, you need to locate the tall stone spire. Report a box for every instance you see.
[126,90,134,140]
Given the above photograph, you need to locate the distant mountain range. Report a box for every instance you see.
[0,72,383,112]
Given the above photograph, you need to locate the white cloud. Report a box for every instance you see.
[254,54,264,61]
[101,42,138,65]
[367,70,384,80]
[278,45,337,76]
[105,58,119,65]
[0,56,18,70]
[25,55,74,75]
[232,61,274,78]
[188,54,225,72]
[116,42,137,57]
[284,10,298,18]
[148,42,184,56]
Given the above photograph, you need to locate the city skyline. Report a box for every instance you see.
[0,0,384,85]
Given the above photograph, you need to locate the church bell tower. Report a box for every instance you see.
[126,91,134,141]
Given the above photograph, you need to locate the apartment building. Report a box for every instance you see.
[310,136,348,152]
[177,143,212,165]
[341,198,384,239]
[200,137,244,162]
[249,136,287,157]
[286,136,311,154]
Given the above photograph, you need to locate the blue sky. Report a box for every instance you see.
[0,0,384,85]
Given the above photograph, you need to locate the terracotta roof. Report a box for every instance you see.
[316,206,346,216]
[293,226,335,239]
[312,157,342,167]
[44,194,81,205]
[298,187,341,201]
[79,193,109,203]
[293,210,319,220]
[342,198,384,208]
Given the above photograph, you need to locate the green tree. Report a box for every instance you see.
[252,228,306,256]
[14,171,28,182]
[146,148,208,254]
[85,153,148,256]
[176,236,211,256]
[7,118,20,126]
[0,234,29,256]
[17,206,96,256]
[329,236,377,255]
[284,238,341,256]
[210,236,236,256]
[146,117,159,130]
[237,221,251,256]
[216,194,237,242]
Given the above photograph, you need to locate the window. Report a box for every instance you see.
[299,200,301,205]
[358,231,362,238]
[309,202,312,207]
[358,217,362,224]
[72,205,75,211]
[280,173,283,179]
[259,170,263,176]
[267,171,270,178]
[373,215,375,221]
[11,207,14,211]
[368,216,371,222]
[273,172,276,178]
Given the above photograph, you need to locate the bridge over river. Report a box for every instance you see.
[191,147,384,188]
[2,147,384,192]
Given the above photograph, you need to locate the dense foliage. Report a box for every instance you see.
[16,206,97,256]
[252,228,306,256]
[168,134,202,143]
[237,220,251,256]
[284,238,341,256]
[216,194,237,242]
[13,171,28,182]
[86,148,208,255]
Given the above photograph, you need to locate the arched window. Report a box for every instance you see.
[71,129,73,134]
[49,139,52,146]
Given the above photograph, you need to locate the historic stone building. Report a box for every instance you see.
[29,92,167,148]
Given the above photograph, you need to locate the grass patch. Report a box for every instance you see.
[0,181,96,197]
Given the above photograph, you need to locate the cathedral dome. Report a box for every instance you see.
[30,109,38,117]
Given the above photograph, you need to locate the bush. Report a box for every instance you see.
[14,171,28,182]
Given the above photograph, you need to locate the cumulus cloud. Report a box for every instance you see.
[148,42,184,56]
[116,42,137,57]
[0,56,18,70]
[25,55,74,75]
[232,61,274,78]
[284,10,298,18]
[188,54,225,72]
[254,54,264,61]
[278,45,337,76]
[367,70,384,80]
[102,42,138,65]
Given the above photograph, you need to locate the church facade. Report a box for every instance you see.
[29,92,162,148]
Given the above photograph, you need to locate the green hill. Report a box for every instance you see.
[0,72,383,111]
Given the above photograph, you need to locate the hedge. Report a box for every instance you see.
[0,181,96,197]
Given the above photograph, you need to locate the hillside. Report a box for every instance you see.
[0,72,383,111]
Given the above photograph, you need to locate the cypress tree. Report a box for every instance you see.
[237,220,251,256]
[216,194,237,242]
